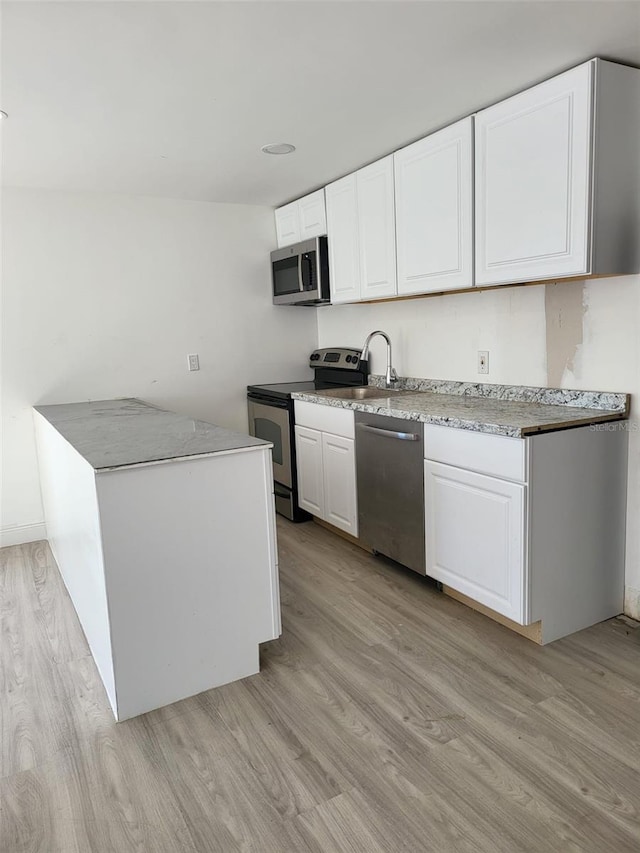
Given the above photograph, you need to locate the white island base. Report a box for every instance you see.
[34,401,280,721]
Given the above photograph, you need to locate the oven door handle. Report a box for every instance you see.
[247,393,290,409]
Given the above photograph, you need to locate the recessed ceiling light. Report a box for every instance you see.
[261,142,296,155]
[0,110,8,120]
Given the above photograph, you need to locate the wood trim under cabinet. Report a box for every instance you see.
[313,518,372,553]
[350,272,613,306]
[443,584,543,644]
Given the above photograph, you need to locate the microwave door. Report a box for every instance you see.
[271,236,327,305]
[273,255,302,300]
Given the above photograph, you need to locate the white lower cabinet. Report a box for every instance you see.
[296,426,324,518]
[295,415,357,536]
[423,421,627,643]
[425,460,525,623]
[322,433,358,534]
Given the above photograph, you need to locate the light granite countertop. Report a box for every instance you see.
[34,398,270,471]
[292,377,629,438]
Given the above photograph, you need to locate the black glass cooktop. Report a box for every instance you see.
[247,381,316,400]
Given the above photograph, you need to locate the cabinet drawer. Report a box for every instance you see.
[294,401,355,439]
[424,423,526,482]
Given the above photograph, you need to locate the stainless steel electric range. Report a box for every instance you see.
[247,348,368,521]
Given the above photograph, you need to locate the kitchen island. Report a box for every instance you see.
[34,399,280,721]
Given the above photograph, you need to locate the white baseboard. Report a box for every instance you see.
[0,522,47,548]
[624,586,640,621]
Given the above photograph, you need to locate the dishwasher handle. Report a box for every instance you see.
[357,423,421,441]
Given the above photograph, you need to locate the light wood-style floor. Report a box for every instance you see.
[2,519,640,852]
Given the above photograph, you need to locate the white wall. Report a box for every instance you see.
[317,276,640,618]
[0,188,317,546]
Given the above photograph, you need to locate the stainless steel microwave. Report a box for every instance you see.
[271,236,330,306]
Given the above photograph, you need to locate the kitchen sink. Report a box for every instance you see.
[315,386,407,401]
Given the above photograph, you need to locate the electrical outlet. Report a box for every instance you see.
[478,350,489,375]
[187,353,200,372]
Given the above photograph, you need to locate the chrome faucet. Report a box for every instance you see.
[360,330,398,388]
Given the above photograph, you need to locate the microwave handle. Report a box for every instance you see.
[297,254,304,292]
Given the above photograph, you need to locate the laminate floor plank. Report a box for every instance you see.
[196,683,348,820]
[23,541,90,666]
[293,786,421,853]
[382,652,640,842]
[1,521,640,852]
[0,545,76,779]
[139,707,314,853]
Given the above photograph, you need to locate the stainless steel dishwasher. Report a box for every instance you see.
[355,411,425,575]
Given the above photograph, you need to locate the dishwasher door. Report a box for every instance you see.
[355,412,426,575]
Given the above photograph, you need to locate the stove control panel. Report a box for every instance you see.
[309,348,363,370]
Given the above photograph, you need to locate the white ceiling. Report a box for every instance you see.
[2,1,639,206]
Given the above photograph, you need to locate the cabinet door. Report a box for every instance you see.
[395,118,473,294]
[275,201,301,248]
[357,155,397,300]
[475,62,593,285]
[322,433,358,536]
[298,190,327,240]
[325,174,361,303]
[295,426,324,518]
[425,460,526,623]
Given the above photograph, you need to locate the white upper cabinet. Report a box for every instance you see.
[475,59,640,286]
[357,155,397,300]
[395,117,474,295]
[326,156,396,304]
[298,190,327,240]
[325,173,361,304]
[283,59,639,297]
[275,190,326,248]
[275,201,301,248]
[475,63,592,285]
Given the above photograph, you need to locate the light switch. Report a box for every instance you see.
[478,351,489,375]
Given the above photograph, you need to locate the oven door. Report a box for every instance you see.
[247,399,292,489]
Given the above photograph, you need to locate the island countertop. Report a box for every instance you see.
[291,378,630,438]
[34,398,270,471]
